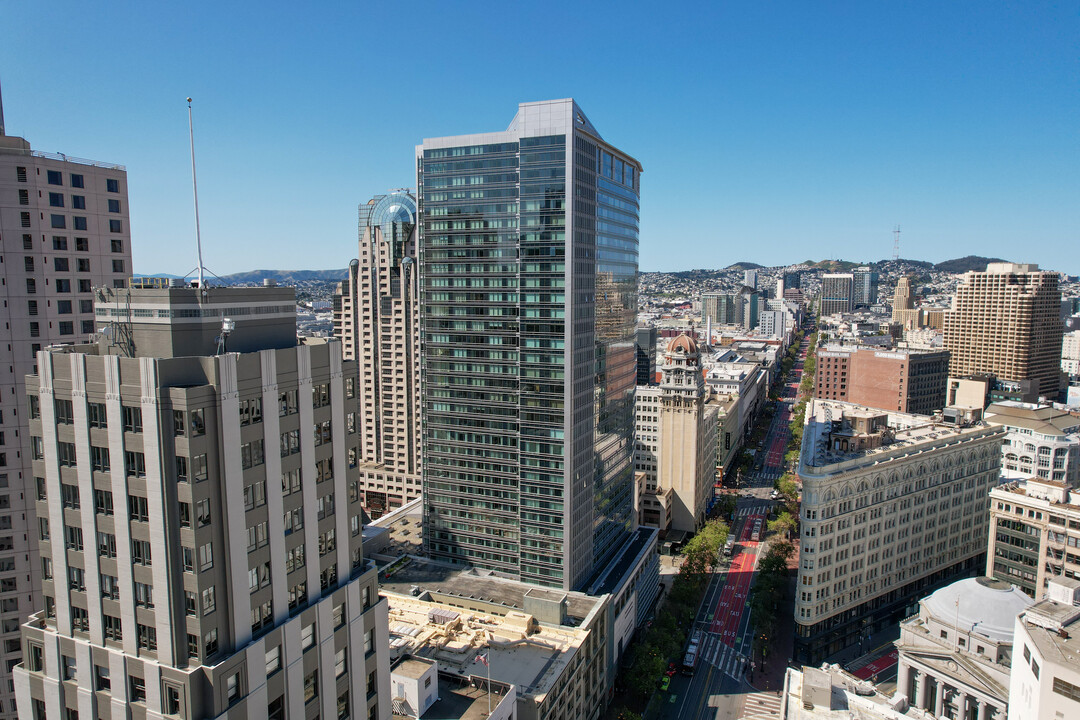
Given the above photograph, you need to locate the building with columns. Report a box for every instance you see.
[14,284,390,720]
[635,335,719,533]
[332,190,421,518]
[896,576,1030,720]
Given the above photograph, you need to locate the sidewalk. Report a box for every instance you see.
[749,536,800,694]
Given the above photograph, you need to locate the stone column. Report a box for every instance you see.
[955,691,968,720]
[916,671,930,710]
[934,681,945,718]
[897,663,912,700]
[976,699,988,720]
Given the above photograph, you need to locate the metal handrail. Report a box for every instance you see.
[30,149,125,171]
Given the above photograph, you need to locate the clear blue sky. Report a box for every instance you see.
[3,1,1076,275]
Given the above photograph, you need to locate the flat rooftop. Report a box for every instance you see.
[801,400,998,473]
[391,672,511,720]
[384,590,593,700]
[380,557,602,623]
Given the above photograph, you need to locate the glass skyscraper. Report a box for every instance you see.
[418,99,640,590]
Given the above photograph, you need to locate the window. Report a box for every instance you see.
[73,216,87,231]
[54,257,70,272]
[204,628,218,656]
[49,192,65,207]
[337,691,349,720]
[56,278,71,293]
[136,623,157,651]
[52,236,68,250]
[288,581,307,610]
[185,591,197,616]
[41,557,53,580]
[364,628,375,655]
[335,648,347,677]
[196,499,211,526]
[87,402,107,428]
[26,278,36,294]
[187,633,199,659]
[65,525,83,550]
[179,501,191,527]
[243,481,265,510]
[268,697,285,720]
[165,685,182,715]
[239,398,262,426]
[109,219,122,234]
[122,405,142,432]
[129,675,146,703]
[70,173,84,188]
[28,644,43,672]
[48,171,63,185]
[286,544,305,573]
[51,214,66,229]
[125,451,146,477]
[97,532,116,558]
[241,439,265,469]
[76,237,89,252]
[72,195,86,210]
[281,429,301,457]
[134,582,153,608]
[190,408,205,435]
[106,178,119,193]
[100,574,119,600]
[72,606,90,631]
[193,453,208,481]
[226,673,241,704]
[79,279,92,292]
[18,189,28,205]
[182,546,194,572]
[129,495,150,521]
[68,566,85,591]
[94,488,113,513]
[173,410,186,436]
[279,389,298,416]
[304,669,319,703]
[62,655,77,681]
[102,613,121,643]
[58,320,74,335]
[333,602,345,629]
[131,539,151,565]
[95,665,110,691]
[27,300,38,316]
[61,483,80,508]
[266,645,282,674]
[108,198,121,213]
[176,456,189,481]
[111,238,123,253]
[202,586,216,614]
[1053,677,1080,702]
[199,542,214,570]
[246,521,268,551]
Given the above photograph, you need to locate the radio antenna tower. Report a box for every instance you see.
[187,97,207,288]
[892,225,901,262]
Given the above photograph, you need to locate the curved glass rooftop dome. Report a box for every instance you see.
[366,190,417,230]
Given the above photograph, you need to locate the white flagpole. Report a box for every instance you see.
[187,97,206,288]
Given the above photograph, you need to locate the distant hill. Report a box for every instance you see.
[220,269,348,285]
[932,256,1006,274]
[725,261,764,271]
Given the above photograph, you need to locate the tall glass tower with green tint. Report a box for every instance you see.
[418,100,640,590]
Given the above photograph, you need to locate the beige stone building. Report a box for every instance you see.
[14,286,391,720]
[0,126,132,717]
[896,576,1030,720]
[1007,578,1080,720]
[333,191,421,517]
[635,335,719,532]
[943,263,1064,400]
[794,400,1005,665]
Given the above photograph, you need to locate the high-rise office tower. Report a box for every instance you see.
[943,263,1064,399]
[0,111,132,718]
[635,325,657,386]
[333,191,421,517]
[851,266,879,308]
[418,99,640,590]
[743,268,758,290]
[15,285,390,720]
[820,273,854,315]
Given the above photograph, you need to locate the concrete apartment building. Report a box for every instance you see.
[1007,577,1080,720]
[820,273,854,316]
[332,191,421,518]
[851,266,879,308]
[634,335,719,533]
[986,478,1080,599]
[702,287,759,331]
[14,286,390,720]
[794,400,1005,665]
[0,122,131,716]
[943,263,1064,401]
[1062,329,1080,376]
[815,345,950,416]
[984,401,1080,486]
[417,99,641,591]
[896,576,1030,720]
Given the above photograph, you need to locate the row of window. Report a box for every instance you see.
[41,192,122,213]
[21,255,124,273]
[18,235,124,253]
[24,169,121,193]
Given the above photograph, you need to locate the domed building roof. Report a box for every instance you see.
[922,577,1033,644]
[667,334,698,355]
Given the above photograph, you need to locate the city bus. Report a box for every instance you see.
[681,630,703,675]
[751,518,764,542]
